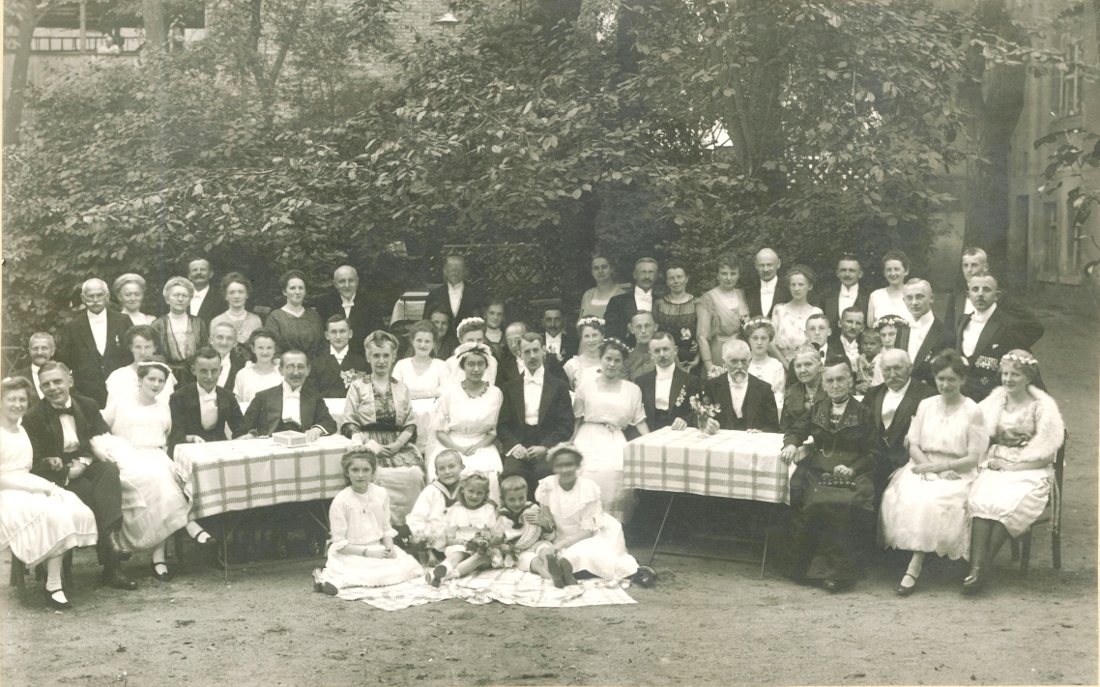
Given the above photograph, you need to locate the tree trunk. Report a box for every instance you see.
[142,0,167,53]
[4,7,40,146]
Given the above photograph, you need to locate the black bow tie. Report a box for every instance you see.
[52,405,74,416]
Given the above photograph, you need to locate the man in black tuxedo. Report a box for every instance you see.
[56,278,133,408]
[12,332,57,403]
[896,278,950,385]
[168,348,246,456]
[539,303,579,364]
[236,350,337,439]
[624,311,657,381]
[635,332,701,430]
[943,247,1044,350]
[744,248,790,318]
[703,339,780,433]
[209,321,249,392]
[187,259,226,327]
[422,255,487,341]
[864,349,936,504]
[821,255,869,330]
[604,257,659,344]
[787,313,846,383]
[308,315,370,398]
[832,307,866,373]
[957,275,1030,401]
[498,334,575,500]
[22,362,136,589]
[316,265,388,358]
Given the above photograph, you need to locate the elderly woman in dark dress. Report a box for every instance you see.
[781,344,824,430]
[780,357,876,592]
[151,277,208,385]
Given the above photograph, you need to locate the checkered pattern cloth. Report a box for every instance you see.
[623,426,790,504]
[336,567,636,611]
[179,435,354,519]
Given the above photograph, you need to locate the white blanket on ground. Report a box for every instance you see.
[335,567,637,611]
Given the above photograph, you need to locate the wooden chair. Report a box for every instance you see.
[1011,431,1066,573]
[9,550,73,603]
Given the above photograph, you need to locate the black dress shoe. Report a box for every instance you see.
[961,567,984,595]
[151,561,171,583]
[191,530,217,547]
[106,531,131,562]
[102,567,138,590]
[896,573,918,597]
[630,565,658,588]
[44,587,71,610]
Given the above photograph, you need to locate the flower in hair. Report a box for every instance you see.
[1001,352,1038,369]
[741,315,772,330]
[601,337,633,356]
[454,341,492,360]
[576,316,605,329]
[873,315,910,330]
[457,317,486,334]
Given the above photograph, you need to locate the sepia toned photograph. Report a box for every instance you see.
[1,0,1097,683]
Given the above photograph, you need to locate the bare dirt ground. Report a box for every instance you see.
[2,308,1096,687]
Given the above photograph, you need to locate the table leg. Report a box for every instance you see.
[758,503,774,579]
[648,493,676,567]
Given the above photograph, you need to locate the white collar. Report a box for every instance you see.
[545,331,562,341]
[282,381,302,397]
[760,276,777,289]
[31,363,41,375]
[331,345,348,359]
[914,310,934,330]
[197,384,218,399]
[884,380,910,399]
[971,302,997,324]
[840,335,859,348]
[193,285,209,298]
[220,351,232,361]
[525,365,545,384]
[728,373,748,389]
[340,294,355,306]
[839,283,858,296]
[655,364,676,380]
[448,281,464,293]
[634,285,653,298]
[87,309,107,323]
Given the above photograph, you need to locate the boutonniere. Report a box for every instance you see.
[706,365,726,380]
[549,350,563,363]
[680,328,692,341]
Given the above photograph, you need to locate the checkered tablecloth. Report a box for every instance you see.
[179,435,354,519]
[624,426,790,504]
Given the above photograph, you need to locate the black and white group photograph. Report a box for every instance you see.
[1,0,1098,683]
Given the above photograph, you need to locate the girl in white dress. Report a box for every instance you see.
[105,325,177,406]
[571,338,649,523]
[0,377,97,609]
[964,351,1065,594]
[427,470,505,586]
[535,445,641,582]
[867,250,915,326]
[430,343,504,501]
[392,321,450,454]
[563,318,604,391]
[769,266,824,368]
[313,449,424,594]
[96,361,214,581]
[233,329,284,403]
[742,317,786,415]
[879,351,989,595]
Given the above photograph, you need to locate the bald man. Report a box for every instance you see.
[56,278,133,407]
[317,265,389,357]
[943,247,1044,349]
[745,248,791,318]
[895,278,949,385]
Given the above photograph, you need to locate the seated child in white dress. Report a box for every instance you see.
[427,470,504,587]
[498,475,555,581]
[313,448,424,595]
[406,450,464,563]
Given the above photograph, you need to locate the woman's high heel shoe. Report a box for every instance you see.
[961,567,983,594]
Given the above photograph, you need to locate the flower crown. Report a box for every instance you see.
[1001,351,1039,372]
[456,317,486,336]
[740,316,774,332]
[600,337,632,357]
[873,315,910,330]
[454,341,492,361]
[459,467,492,483]
[137,360,172,376]
[576,315,605,330]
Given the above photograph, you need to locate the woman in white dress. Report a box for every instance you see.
[867,250,914,326]
[770,265,824,368]
[0,377,97,609]
[570,338,649,523]
[697,253,748,375]
[392,321,449,454]
[430,342,504,502]
[210,272,263,345]
[97,360,214,581]
[444,317,498,387]
[579,255,627,319]
[563,317,604,390]
[233,328,284,403]
[535,445,644,583]
[105,325,177,406]
[742,317,786,415]
[113,273,156,326]
[964,350,1065,594]
[879,350,989,596]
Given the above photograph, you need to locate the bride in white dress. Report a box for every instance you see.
[95,360,214,582]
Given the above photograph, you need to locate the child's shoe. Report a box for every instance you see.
[558,557,577,586]
[428,564,448,588]
[546,554,565,588]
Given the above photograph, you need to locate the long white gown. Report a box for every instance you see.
[318,484,423,589]
[879,396,988,559]
[535,475,638,580]
[98,401,192,550]
[572,378,646,523]
[0,425,98,567]
[428,384,504,503]
[392,357,449,454]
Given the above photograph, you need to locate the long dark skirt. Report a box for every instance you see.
[787,465,876,581]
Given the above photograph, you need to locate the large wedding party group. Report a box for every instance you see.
[1,244,1065,611]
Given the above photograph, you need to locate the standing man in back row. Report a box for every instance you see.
[943,247,1044,350]
[422,255,487,341]
[604,258,659,345]
[745,248,790,318]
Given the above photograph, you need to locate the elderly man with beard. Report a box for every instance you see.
[703,339,780,433]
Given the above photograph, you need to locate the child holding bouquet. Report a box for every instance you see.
[427,469,505,586]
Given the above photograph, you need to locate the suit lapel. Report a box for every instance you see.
[972,310,1004,357]
[871,387,886,432]
[537,377,554,425]
[75,314,101,359]
[712,376,734,426]
[913,319,944,366]
[670,370,685,411]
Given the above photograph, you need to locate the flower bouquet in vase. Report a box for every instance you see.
[689,392,721,435]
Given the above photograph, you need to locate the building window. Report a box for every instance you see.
[1059,37,1083,116]
[1044,201,1059,273]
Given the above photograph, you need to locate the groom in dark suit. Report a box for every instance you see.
[236,350,337,439]
[703,339,779,433]
[22,362,136,589]
[56,278,133,407]
[635,332,701,431]
[498,334,574,500]
[308,315,370,398]
[168,348,246,456]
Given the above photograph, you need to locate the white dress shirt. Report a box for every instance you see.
[963,295,975,316]
[522,365,544,426]
[30,363,43,398]
[759,277,778,316]
[281,382,303,425]
[727,376,748,418]
[840,336,860,369]
[341,296,355,319]
[197,384,219,430]
[190,285,209,317]
[448,282,465,317]
[838,284,859,315]
[907,311,935,362]
[961,303,996,358]
[654,364,675,411]
[54,400,80,453]
[87,309,108,356]
[880,380,910,431]
[544,332,563,356]
[634,286,653,313]
[331,345,348,365]
[217,352,233,388]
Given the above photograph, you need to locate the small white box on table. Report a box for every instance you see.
[272,430,309,447]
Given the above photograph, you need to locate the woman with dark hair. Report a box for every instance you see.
[579,255,627,319]
[563,317,605,390]
[770,265,824,368]
[211,272,263,345]
[1,376,97,609]
[106,325,176,405]
[697,253,748,374]
[266,270,324,359]
[570,338,649,522]
[879,350,989,596]
[152,277,208,385]
[232,328,284,403]
[963,350,1065,593]
[867,250,913,326]
[483,300,506,358]
[655,261,700,374]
